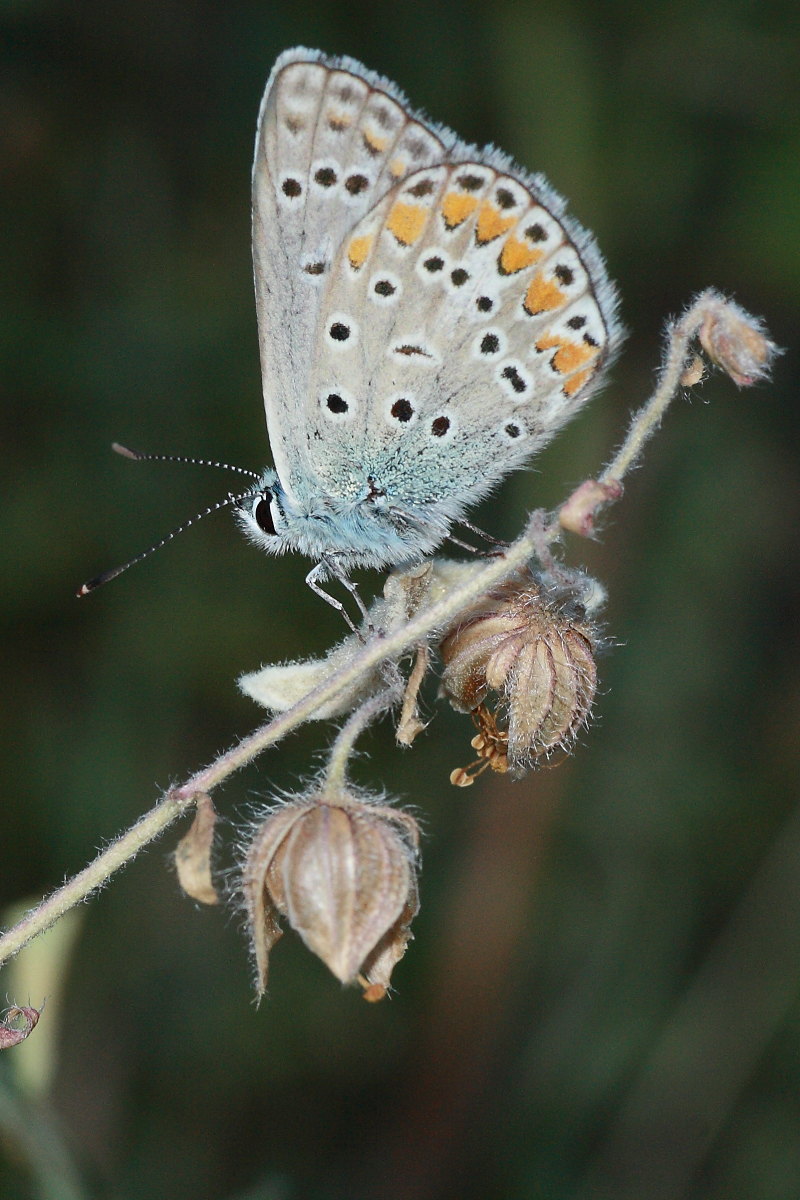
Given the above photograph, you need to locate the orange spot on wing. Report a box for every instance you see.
[441,192,479,229]
[363,129,388,154]
[552,341,599,374]
[499,235,543,275]
[389,158,407,177]
[386,202,428,246]
[563,367,594,397]
[347,234,373,269]
[524,274,566,315]
[476,203,516,244]
[534,333,562,352]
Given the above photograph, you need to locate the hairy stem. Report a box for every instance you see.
[599,299,708,486]
[0,510,555,971]
[324,680,404,795]
[558,290,773,538]
[0,792,193,966]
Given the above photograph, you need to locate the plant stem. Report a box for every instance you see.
[599,299,706,486]
[324,682,403,796]
[0,510,553,971]
[0,791,190,966]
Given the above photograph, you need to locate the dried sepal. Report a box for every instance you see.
[242,803,310,995]
[358,874,419,1001]
[174,793,219,905]
[396,643,430,746]
[558,478,624,537]
[239,646,382,720]
[441,570,599,780]
[242,789,419,998]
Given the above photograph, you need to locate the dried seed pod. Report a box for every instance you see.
[242,788,419,999]
[440,571,599,779]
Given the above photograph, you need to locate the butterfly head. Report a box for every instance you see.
[237,469,292,553]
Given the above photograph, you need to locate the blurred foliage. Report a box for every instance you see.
[1,0,799,1197]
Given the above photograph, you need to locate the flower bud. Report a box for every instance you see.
[0,1006,40,1050]
[696,293,779,387]
[440,571,599,781]
[242,789,419,999]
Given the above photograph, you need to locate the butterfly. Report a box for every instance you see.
[79,48,621,611]
[240,48,620,606]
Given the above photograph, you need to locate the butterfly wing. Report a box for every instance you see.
[303,157,621,525]
[252,49,449,504]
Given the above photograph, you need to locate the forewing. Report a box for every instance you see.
[252,50,447,501]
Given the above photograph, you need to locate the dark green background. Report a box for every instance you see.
[2,1,799,1197]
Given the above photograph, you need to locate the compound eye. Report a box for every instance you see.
[252,491,276,536]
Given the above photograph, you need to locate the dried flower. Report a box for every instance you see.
[440,571,599,780]
[242,788,419,1000]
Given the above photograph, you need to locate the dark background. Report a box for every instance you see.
[2,1,799,1197]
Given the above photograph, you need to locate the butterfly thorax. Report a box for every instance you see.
[238,467,455,570]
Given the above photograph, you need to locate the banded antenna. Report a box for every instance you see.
[110,442,260,481]
[76,443,261,596]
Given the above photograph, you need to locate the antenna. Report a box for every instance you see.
[77,444,263,597]
[77,488,256,596]
[111,442,260,480]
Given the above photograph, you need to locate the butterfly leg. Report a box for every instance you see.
[445,528,507,558]
[458,518,509,549]
[305,558,372,637]
[443,532,478,554]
